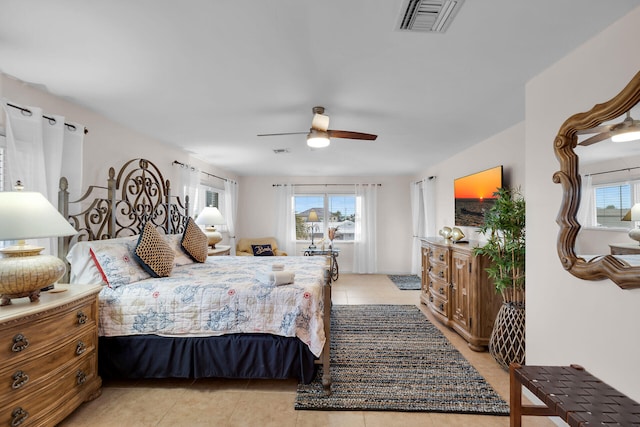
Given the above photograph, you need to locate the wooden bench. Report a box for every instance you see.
[510,363,640,427]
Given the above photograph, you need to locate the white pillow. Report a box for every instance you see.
[66,235,139,285]
[163,233,196,266]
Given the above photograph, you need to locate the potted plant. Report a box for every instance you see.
[473,186,526,370]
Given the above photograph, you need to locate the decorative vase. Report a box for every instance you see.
[489,302,525,370]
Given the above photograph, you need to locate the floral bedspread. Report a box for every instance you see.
[98,256,328,356]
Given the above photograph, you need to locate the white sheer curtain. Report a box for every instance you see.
[410,177,436,275]
[1,100,84,253]
[179,163,200,217]
[274,184,296,255]
[224,179,239,255]
[577,174,595,227]
[353,184,377,274]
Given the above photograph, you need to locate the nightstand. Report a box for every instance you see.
[208,245,231,256]
[0,284,102,427]
[609,242,640,255]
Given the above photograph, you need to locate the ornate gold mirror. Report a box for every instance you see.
[554,70,640,289]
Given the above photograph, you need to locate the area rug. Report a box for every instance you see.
[295,305,509,415]
[388,274,421,290]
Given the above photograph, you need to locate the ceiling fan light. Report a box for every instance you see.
[612,129,640,143]
[307,130,330,148]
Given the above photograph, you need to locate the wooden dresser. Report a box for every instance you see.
[0,284,102,427]
[420,237,502,351]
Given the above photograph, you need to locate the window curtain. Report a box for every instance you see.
[179,163,200,217]
[1,100,84,253]
[577,174,595,227]
[410,177,436,275]
[224,179,239,255]
[353,184,377,274]
[274,184,296,255]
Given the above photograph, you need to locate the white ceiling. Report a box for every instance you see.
[1,1,639,177]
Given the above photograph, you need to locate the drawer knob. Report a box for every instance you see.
[11,370,29,390]
[11,334,29,352]
[438,271,444,278]
[77,311,88,325]
[439,303,444,311]
[439,287,445,295]
[11,407,28,427]
[76,370,87,385]
[439,254,444,261]
[76,341,87,355]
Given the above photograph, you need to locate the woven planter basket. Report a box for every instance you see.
[489,302,525,370]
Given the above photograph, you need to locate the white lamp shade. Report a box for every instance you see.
[308,210,319,222]
[195,207,226,226]
[631,203,640,221]
[307,129,330,148]
[0,191,77,241]
[611,130,640,143]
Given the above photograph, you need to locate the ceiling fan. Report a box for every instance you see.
[577,111,640,146]
[257,106,377,148]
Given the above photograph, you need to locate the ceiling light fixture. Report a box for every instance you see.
[611,128,640,143]
[307,129,330,148]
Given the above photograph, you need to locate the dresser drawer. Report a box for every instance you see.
[428,276,449,300]
[0,299,97,364]
[0,328,97,405]
[428,245,449,265]
[427,262,449,283]
[428,293,448,318]
[0,354,97,427]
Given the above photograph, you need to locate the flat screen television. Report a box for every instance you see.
[454,165,503,227]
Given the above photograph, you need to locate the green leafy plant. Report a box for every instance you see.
[473,187,526,305]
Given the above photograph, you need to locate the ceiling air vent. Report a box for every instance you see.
[398,0,465,33]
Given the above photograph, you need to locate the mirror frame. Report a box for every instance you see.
[554,70,640,289]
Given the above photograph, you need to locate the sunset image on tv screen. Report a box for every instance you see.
[454,166,502,227]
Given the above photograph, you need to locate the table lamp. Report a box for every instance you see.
[307,210,319,249]
[622,203,640,244]
[0,184,78,306]
[195,207,226,248]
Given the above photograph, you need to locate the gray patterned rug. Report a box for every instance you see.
[295,305,510,415]
[388,274,421,290]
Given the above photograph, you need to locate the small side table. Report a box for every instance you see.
[208,245,231,256]
[609,242,640,255]
[303,247,340,282]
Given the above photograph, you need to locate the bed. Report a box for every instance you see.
[57,158,332,393]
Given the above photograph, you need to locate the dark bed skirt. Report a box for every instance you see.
[98,334,318,384]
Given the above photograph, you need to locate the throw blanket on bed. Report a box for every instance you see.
[98,256,327,356]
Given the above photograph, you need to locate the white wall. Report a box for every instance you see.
[526,6,640,401]
[416,122,526,242]
[237,174,414,274]
[0,74,237,246]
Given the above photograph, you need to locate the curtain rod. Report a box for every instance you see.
[413,176,436,184]
[172,160,229,182]
[7,102,89,135]
[272,183,382,187]
[585,166,640,177]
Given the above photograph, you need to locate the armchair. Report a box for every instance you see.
[236,237,287,256]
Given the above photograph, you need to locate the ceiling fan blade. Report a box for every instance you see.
[257,132,307,137]
[578,131,614,146]
[576,123,617,135]
[327,130,377,140]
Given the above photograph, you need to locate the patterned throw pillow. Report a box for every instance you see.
[89,240,151,288]
[133,223,175,277]
[252,244,275,256]
[181,217,209,263]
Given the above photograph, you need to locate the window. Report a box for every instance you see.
[594,183,632,228]
[0,146,4,192]
[197,185,226,230]
[294,194,356,242]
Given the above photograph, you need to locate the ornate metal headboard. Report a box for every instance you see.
[58,158,189,260]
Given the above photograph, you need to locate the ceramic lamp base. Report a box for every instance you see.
[204,227,222,249]
[629,228,640,244]
[0,245,66,306]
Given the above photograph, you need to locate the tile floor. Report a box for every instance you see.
[61,274,558,427]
